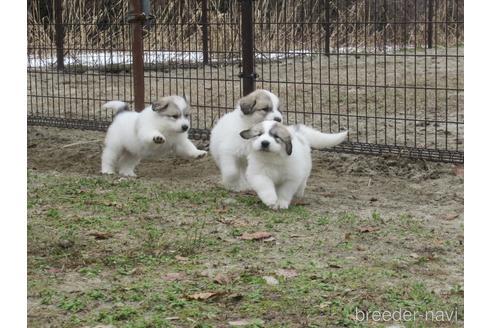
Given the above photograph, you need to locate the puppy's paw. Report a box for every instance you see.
[119,171,137,177]
[276,199,290,210]
[194,150,207,159]
[263,200,279,210]
[101,169,115,175]
[152,135,166,144]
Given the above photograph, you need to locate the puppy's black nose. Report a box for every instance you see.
[273,117,282,122]
[261,140,270,148]
[181,124,189,131]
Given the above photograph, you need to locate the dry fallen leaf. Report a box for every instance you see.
[47,267,63,274]
[165,317,179,321]
[226,293,243,302]
[162,272,186,282]
[229,319,265,327]
[328,264,342,269]
[263,276,279,285]
[233,219,250,227]
[290,199,310,206]
[453,165,464,177]
[102,201,123,208]
[218,218,250,227]
[440,213,459,220]
[275,269,298,279]
[88,231,113,240]
[213,273,231,285]
[187,292,219,300]
[358,226,379,233]
[239,231,272,241]
[215,208,228,215]
[228,319,264,327]
[175,255,189,262]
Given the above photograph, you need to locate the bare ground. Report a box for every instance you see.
[27,126,463,327]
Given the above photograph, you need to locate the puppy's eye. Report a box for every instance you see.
[261,107,270,112]
[184,114,189,118]
[171,115,179,119]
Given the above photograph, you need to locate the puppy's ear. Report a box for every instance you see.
[239,129,255,139]
[182,94,189,104]
[239,94,256,115]
[240,124,264,139]
[271,124,293,155]
[152,99,169,112]
[284,139,293,155]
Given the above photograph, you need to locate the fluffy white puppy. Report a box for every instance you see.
[210,89,283,191]
[101,96,206,177]
[239,120,348,210]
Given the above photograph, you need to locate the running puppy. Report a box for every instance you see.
[240,121,348,210]
[210,89,283,191]
[101,96,206,177]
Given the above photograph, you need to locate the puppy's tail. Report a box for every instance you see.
[103,100,130,116]
[296,124,348,149]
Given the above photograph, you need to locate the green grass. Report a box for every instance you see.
[27,170,463,327]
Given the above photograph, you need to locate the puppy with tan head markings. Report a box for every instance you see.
[240,120,348,210]
[101,95,206,177]
[210,89,283,191]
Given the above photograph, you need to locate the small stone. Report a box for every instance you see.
[262,276,279,285]
[57,239,74,249]
[221,198,237,206]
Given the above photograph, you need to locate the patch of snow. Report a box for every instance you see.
[27,46,405,68]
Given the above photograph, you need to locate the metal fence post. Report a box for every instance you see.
[129,0,146,111]
[427,0,434,49]
[240,0,256,95]
[324,0,331,56]
[201,0,209,64]
[54,0,64,70]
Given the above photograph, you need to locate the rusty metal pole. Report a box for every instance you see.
[427,0,434,49]
[324,0,331,56]
[240,0,256,95]
[54,0,64,70]
[201,0,209,64]
[129,0,146,111]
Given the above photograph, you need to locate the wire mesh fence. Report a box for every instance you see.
[27,0,464,163]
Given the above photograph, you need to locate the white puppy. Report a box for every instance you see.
[210,89,283,191]
[239,120,348,210]
[101,96,207,177]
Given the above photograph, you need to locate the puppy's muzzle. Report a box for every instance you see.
[181,124,189,132]
[261,140,270,150]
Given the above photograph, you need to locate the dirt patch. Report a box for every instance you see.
[27,126,463,327]
[27,126,463,223]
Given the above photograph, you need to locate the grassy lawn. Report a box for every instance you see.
[27,168,463,327]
